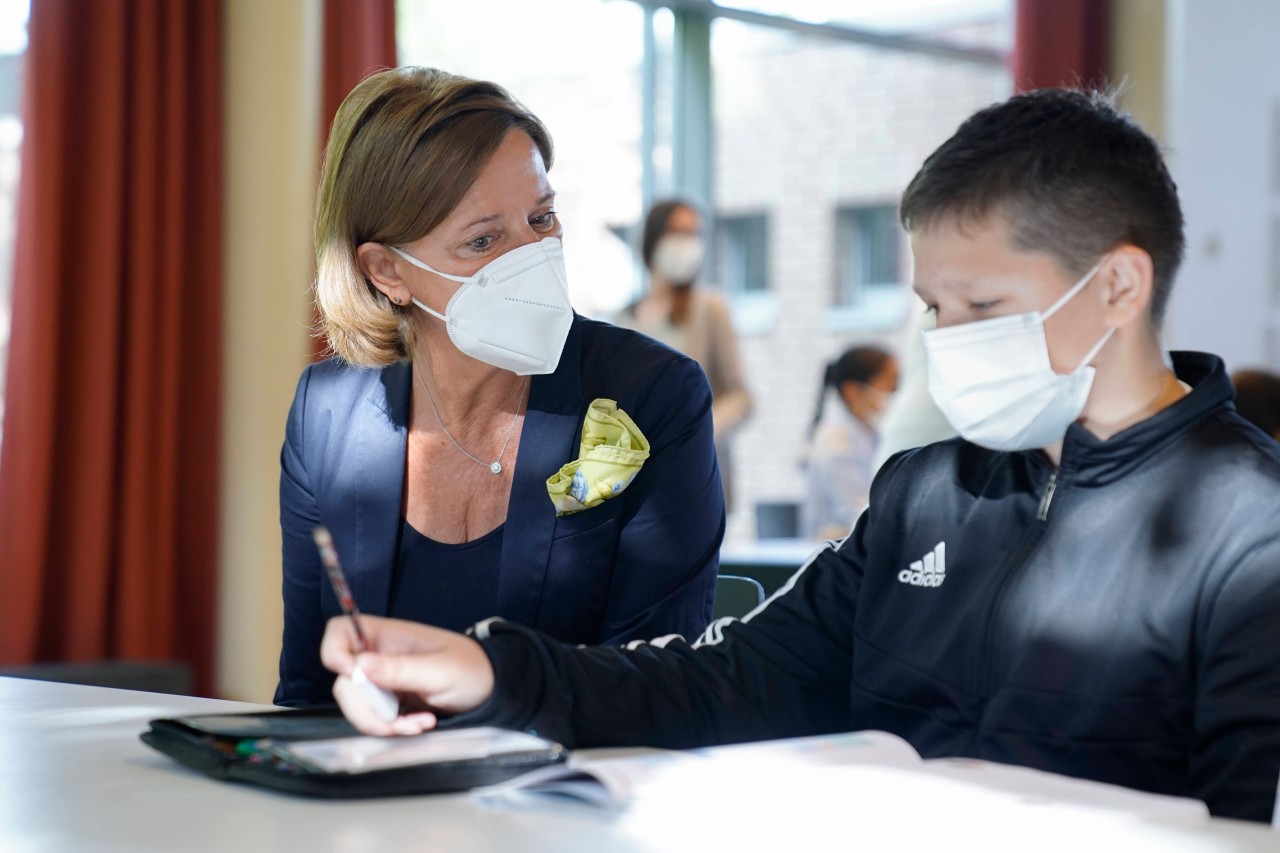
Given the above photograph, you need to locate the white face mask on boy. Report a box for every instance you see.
[390,237,574,376]
[922,257,1113,451]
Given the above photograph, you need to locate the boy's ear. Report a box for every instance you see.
[1101,245,1155,328]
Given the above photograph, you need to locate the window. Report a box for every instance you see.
[706,3,1010,541]
[714,213,768,294]
[0,1,27,450]
[397,0,645,318]
[394,0,1013,545]
[835,204,902,306]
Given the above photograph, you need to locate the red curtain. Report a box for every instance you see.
[312,0,398,360]
[0,1,222,694]
[1012,0,1111,92]
[323,0,398,138]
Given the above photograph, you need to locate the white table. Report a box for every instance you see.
[0,677,1274,852]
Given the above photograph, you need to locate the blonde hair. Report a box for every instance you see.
[314,67,554,366]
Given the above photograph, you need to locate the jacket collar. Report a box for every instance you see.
[495,315,586,626]
[1057,351,1233,485]
[342,360,411,618]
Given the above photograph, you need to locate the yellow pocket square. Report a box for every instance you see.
[547,399,650,516]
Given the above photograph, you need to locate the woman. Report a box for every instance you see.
[621,200,752,508]
[276,68,723,707]
[800,346,898,540]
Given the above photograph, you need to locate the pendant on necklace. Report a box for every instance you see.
[490,461,502,475]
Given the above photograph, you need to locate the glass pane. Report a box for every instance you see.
[709,9,1010,542]
[836,206,899,306]
[717,0,1013,51]
[715,214,769,294]
[397,0,645,317]
[864,206,900,286]
[0,0,27,449]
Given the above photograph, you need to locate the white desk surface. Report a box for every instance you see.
[1,676,1275,852]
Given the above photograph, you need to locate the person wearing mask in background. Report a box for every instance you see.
[316,89,1280,823]
[869,299,956,477]
[620,200,752,509]
[801,346,899,540]
[274,68,724,707]
[1230,368,1280,441]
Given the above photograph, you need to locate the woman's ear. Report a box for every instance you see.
[357,243,411,306]
[1101,244,1155,329]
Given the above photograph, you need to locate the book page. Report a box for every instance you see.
[475,730,920,809]
[698,730,920,768]
[918,758,1209,822]
[273,726,559,774]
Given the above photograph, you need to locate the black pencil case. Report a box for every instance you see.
[140,707,569,799]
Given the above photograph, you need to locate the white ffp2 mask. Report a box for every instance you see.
[391,237,574,375]
[922,258,1113,452]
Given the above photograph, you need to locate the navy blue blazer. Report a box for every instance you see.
[275,316,723,706]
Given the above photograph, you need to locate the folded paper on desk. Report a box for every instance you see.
[140,708,568,798]
[476,730,1209,824]
[476,730,919,809]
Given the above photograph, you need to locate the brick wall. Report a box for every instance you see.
[712,35,1009,543]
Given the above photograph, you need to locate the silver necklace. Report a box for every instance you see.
[414,364,526,475]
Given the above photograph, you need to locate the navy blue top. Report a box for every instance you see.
[390,521,504,632]
[276,315,723,708]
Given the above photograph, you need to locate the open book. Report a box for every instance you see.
[476,730,918,809]
[474,730,1209,823]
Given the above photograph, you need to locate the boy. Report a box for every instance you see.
[320,89,1280,822]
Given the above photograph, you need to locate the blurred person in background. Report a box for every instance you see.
[870,299,956,476]
[619,200,752,509]
[801,345,899,540]
[1230,368,1280,441]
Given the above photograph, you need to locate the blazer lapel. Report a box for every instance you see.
[496,318,585,628]
[348,361,411,617]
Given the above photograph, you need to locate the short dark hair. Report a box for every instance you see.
[899,88,1185,325]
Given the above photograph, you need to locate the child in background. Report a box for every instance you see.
[801,346,898,540]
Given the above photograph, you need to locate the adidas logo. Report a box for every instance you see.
[898,541,946,588]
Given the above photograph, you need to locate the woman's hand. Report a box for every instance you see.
[320,615,496,736]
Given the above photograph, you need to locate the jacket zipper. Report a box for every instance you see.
[1036,472,1058,521]
[976,468,1060,709]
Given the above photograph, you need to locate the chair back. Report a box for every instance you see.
[712,574,767,621]
[755,501,800,539]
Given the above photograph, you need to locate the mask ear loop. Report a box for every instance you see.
[1072,326,1116,372]
[387,245,469,282]
[1039,255,1115,372]
[410,297,447,322]
[388,245,469,323]
[391,238,565,321]
[1041,256,1108,322]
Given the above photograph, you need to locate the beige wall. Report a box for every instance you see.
[1111,0,1167,139]
[217,0,321,701]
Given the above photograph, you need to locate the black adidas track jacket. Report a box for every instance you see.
[461,352,1280,822]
